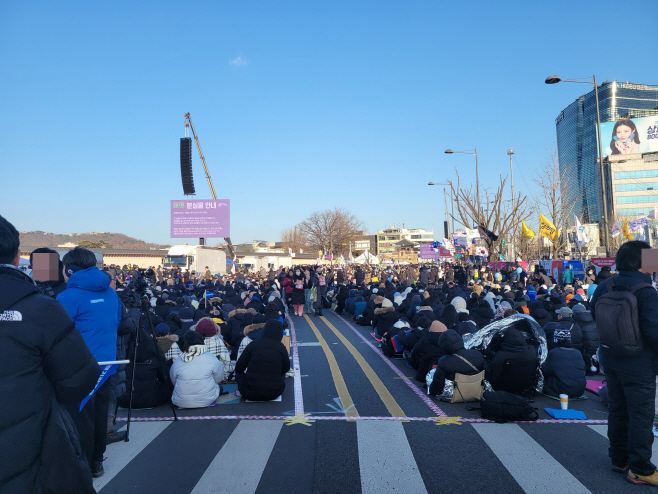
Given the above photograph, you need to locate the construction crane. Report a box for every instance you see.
[184,112,235,260]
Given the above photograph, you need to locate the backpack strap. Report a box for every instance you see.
[455,354,479,373]
[629,283,654,294]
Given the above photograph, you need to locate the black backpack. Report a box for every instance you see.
[480,390,538,423]
[594,277,653,357]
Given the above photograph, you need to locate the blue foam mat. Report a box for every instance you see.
[544,408,587,420]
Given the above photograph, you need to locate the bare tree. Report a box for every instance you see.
[534,149,576,259]
[450,173,533,260]
[297,208,365,256]
[280,226,309,254]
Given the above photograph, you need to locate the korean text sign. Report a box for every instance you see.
[171,200,230,238]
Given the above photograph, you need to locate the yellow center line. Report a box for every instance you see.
[319,316,407,418]
[303,314,359,417]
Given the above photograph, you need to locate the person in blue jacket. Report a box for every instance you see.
[57,247,121,478]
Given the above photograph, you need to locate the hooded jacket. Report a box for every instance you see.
[170,349,224,408]
[470,304,495,329]
[410,328,448,383]
[542,347,586,398]
[485,328,537,390]
[57,266,122,363]
[572,309,599,359]
[235,321,290,401]
[0,265,100,494]
[428,330,485,396]
[373,305,401,336]
[529,301,551,328]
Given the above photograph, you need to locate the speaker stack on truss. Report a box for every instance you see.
[180,137,195,196]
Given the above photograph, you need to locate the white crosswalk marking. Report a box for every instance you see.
[95,421,171,492]
[589,424,658,459]
[472,423,591,494]
[357,421,428,494]
[190,419,283,494]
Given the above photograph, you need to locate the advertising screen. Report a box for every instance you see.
[171,199,230,238]
[598,116,658,158]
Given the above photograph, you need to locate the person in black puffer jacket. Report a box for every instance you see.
[471,301,495,329]
[594,265,614,285]
[412,299,437,327]
[428,330,485,396]
[235,320,290,401]
[485,326,538,392]
[529,300,551,328]
[542,326,586,398]
[117,324,173,410]
[0,255,100,494]
[409,321,449,383]
[398,316,431,352]
[571,303,599,372]
[543,307,583,352]
[373,298,401,337]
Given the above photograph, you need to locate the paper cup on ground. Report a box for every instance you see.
[559,394,569,410]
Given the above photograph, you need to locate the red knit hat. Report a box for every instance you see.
[195,319,217,338]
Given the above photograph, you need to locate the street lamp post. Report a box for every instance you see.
[545,74,610,255]
[445,149,480,225]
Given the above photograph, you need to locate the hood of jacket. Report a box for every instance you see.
[501,328,529,352]
[0,265,39,311]
[349,289,356,297]
[374,306,395,315]
[243,322,266,339]
[411,295,422,306]
[573,311,594,324]
[66,267,110,292]
[438,329,464,354]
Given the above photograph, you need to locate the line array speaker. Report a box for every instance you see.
[180,137,195,195]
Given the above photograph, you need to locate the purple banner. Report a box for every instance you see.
[171,200,230,238]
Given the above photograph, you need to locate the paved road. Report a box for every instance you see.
[99,310,642,494]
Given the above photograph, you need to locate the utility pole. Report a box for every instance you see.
[507,147,516,261]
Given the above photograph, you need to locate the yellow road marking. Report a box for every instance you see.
[320,316,407,418]
[303,315,358,417]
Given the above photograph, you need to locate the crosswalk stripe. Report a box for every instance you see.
[357,421,428,494]
[95,421,171,492]
[589,424,658,459]
[472,423,591,493]
[190,420,283,494]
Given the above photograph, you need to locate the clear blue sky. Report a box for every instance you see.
[2,1,656,246]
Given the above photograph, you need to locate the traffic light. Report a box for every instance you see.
[501,239,506,247]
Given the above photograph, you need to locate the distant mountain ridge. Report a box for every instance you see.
[19,231,170,250]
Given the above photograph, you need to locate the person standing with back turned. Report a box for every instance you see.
[0,215,101,493]
[591,241,658,486]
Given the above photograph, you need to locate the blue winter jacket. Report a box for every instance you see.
[57,267,121,363]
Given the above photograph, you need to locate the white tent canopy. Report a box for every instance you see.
[352,250,379,264]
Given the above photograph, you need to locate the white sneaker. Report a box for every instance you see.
[285,369,295,378]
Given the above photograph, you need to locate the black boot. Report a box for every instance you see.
[91,461,105,478]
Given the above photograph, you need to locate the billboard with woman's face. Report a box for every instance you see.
[598,116,658,158]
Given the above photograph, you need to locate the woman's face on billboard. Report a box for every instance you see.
[615,124,633,143]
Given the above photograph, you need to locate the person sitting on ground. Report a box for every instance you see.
[409,320,449,383]
[484,325,537,392]
[543,306,583,352]
[170,331,225,409]
[571,303,599,374]
[428,329,485,396]
[471,300,495,329]
[373,298,400,337]
[542,324,586,398]
[235,319,290,401]
[165,318,234,375]
[398,316,431,354]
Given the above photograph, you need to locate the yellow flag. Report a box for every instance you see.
[521,221,536,239]
[622,220,634,239]
[539,214,559,243]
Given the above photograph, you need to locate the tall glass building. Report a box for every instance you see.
[555,81,658,223]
